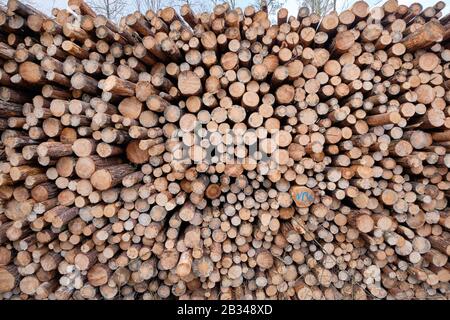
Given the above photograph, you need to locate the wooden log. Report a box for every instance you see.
[90,164,135,191]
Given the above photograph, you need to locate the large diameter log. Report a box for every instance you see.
[178,71,202,96]
[19,62,45,84]
[402,21,445,51]
[126,140,149,164]
[90,164,135,191]
[0,265,18,293]
[291,186,315,208]
[103,76,136,96]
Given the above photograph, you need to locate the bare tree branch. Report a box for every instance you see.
[133,0,163,12]
[254,0,285,16]
[0,0,37,7]
[171,0,210,13]
[300,0,333,16]
[87,0,127,21]
[223,0,237,10]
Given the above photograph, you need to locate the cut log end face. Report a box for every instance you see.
[126,140,149,164]
[91,169,112,191]
[0,267,16,293]
[178,71,201,96]
[291,186,315,208]
[19,62,42,83]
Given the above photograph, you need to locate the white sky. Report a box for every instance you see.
[283,0,450,16]
[39,0,449,18]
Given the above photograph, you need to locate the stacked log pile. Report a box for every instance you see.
[0,0,449,300]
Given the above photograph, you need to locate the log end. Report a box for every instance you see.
[91,169,112,191]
